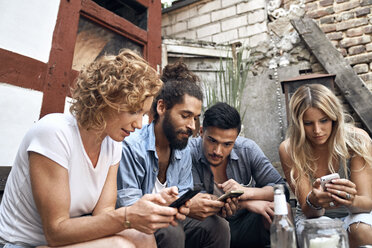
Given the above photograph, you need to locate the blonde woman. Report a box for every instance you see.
[279,84,372,247]
[0,50,186,248]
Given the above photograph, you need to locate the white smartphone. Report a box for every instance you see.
[320,173,340,190]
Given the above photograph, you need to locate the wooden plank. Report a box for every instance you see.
[291,17,372,135]
[166,44,229,58]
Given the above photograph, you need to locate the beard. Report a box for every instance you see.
[162,111,193,150]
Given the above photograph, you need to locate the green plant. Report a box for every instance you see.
[204,45,252,120]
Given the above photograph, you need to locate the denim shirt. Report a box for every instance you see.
[189,136,287,197]
[116,122,193,207]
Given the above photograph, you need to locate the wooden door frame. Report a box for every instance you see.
[0,0,161,118]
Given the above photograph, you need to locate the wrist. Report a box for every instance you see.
[123,206,131,229]
[306,191,323,211]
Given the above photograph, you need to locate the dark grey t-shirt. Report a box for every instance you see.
[188,136,286,195]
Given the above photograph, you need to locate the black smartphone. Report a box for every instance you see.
[217,190,244,202]
[169,188,201,208]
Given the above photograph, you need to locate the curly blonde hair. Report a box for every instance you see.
[70,49,162,131]
[286,84,372,193]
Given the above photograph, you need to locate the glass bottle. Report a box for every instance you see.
[302,218,348,248]
[270,184,297,248]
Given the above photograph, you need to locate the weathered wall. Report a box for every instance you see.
[162,0,268,47]
[162,0,372,165]
[287,0,372,91]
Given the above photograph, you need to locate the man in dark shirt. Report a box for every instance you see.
[189,102,289,248]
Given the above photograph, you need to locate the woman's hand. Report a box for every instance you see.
[126,194,178,234]
[325,178,357,207]
[309,179,336,209]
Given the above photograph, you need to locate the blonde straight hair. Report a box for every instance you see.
[286,84,372,194]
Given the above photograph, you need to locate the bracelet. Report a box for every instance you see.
[306,191,323,210]
[123,207,131,228]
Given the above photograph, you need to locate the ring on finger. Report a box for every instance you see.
[329,202,335,207]
[346,193,351,200]
[337,190,341,196]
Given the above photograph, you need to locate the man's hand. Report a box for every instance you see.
[188,193,224,220]
[159,186,179,205]
[219,179,250,199]
[219,197,239,218]
[159,186,189,223]
[240,200,274,224]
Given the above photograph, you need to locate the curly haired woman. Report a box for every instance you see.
[0,50,186,248]
[279,84,372,247]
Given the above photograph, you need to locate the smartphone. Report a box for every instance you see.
[169,188,201,208]
[320,173,340,190]
[217,190,244,202]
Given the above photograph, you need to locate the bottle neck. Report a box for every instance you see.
[274,194,288,215]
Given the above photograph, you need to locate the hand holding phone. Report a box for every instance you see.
[217,190,244,202]
[169,188,201,208]
[320,173,340,190]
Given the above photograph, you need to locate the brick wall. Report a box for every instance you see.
[162,0,372,91]
[162,0,268,47]
[286,0,372,90]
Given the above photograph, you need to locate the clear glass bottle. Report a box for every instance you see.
[302,218,348,248]
[270,184,297,248]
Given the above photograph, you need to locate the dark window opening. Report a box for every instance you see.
[92,0,147,30]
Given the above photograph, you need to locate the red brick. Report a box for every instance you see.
[346,52,372,65]
[327,31,344,40]
[348,45,366,55]
[320,0,333,7]
[336,18,369,31]
[346,27,364,37]
[305,2,318,11]
[335,12,355,22]
[334,0,360,13]
[307,7,334,19]
[340,36,371,48]
[353,63,369,73]
[320,16,335,24]
[361,0,372,6]
[355,7,371,17]
[321,23,337,33]
[364,26,372,34]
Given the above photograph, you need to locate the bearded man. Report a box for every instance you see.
[116,62,230,248]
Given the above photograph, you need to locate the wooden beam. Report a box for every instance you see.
[291,17,372,135]
[0,49,46,91]
[40,0,82,118]
[166,44,229,58]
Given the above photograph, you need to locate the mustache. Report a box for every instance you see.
[177,129,193,137]
[210,153,223,159]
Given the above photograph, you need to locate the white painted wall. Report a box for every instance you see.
[0,83,43,166]
[0,0,60,63]
[0,0,60,166]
